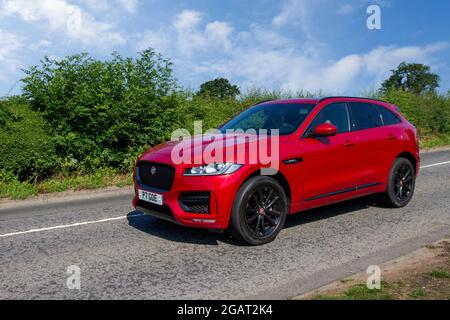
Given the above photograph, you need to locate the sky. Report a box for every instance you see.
[0,0,449,96]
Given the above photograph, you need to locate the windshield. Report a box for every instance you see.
[220,103,316,135]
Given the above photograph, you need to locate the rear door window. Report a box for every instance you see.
[349,102,383,131]
[374,104,401,126]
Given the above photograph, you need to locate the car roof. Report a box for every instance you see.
[257,97,398,111]
[257,98,320,105]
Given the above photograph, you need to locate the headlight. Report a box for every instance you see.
[183,162,243,176]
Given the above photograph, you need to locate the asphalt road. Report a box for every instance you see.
[1,150,450,299]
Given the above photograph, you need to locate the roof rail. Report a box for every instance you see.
[255,99,275,105]
[318,96,390,104]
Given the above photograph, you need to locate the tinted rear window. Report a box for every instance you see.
[374,104,401,125]
[349,102,382,130]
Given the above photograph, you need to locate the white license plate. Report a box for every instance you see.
[138,189,163,206]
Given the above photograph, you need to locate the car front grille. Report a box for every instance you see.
[178,192,211,214]
[137,162,175,191]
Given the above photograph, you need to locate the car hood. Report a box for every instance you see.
[138,133,285,165]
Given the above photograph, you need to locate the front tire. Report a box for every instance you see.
[380,157,416,208]
[228,176,288,245]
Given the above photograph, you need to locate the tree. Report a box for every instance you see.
[197,78,240,99]
[380,62,440,95]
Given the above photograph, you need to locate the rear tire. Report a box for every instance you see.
[380,157,416,208]
[228,176,288,245]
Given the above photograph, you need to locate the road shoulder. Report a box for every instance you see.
[292,239,450,300]
[0,186,133,213]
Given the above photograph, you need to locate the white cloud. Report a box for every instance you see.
[78,0,109,12]
[0,29,23,83]
[136,10,234,56]
[117,0,138,13]
[173,9,203,31]
[29,39,53,51]
[205,21,234,52]
[1,0,125,46]
[135,28,171,53]
[173,10,206,54]
[272,0,309,28]
[190,41,448,94]
[271,0,327,54]
[233,43,448,94]
[337,4,355,15]
[360,43,449,83]
[0,29,21,57]
[78,0,138,13]
[134,7,448,94]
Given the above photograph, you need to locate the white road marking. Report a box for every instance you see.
[420,160,450,169]
[0,214,143,239]
[0,160,449,239]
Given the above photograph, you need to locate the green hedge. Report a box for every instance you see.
[0,96,58,180]
[376,90,450,136]
[21,50,179,173]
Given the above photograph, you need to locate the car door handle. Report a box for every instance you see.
[282,158,304,165]
[344,140,356,147]
[387,134,397,140]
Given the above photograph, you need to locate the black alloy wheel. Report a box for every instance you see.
[245,186,283,238]
[228,176,288,245]
[393,163,414,202]
[380,157,416,208]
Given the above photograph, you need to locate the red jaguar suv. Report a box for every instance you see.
[133,97,419,245]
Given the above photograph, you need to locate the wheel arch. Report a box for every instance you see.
[241,169,292,203]
[397,152,417,173]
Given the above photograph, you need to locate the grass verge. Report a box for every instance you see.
[303,240,450,300]
[0,169,133,200]
[420,134,450,150]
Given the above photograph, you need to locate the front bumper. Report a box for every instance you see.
[136,204,178,224]
[132,163,246,230]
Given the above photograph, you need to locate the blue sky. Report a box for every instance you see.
[0,0,449,96]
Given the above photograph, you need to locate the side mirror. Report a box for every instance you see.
[313,123,337,137]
